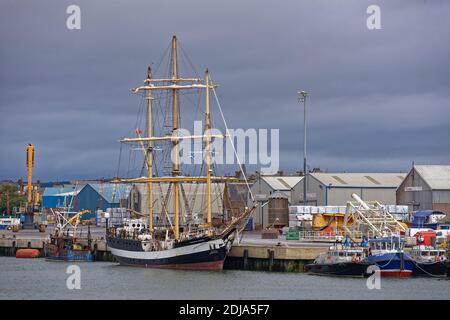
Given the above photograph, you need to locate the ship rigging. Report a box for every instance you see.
[107,35,256,270]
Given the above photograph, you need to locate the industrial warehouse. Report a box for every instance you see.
[397,165,450,212]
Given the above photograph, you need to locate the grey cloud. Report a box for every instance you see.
[1,0,449,180]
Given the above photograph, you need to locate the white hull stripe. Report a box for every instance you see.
[110,238,225,260]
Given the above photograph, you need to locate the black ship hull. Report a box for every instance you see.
[107,231,234,270]
[412,261,449,277]
[112,245,227,270]
[305,262,372,278]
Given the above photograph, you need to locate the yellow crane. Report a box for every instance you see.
[26,144,34,208]
[20,144,45,231]
[67,210,91,227]
[21,144,37,229]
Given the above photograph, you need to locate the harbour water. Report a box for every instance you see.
[0,257,448,300]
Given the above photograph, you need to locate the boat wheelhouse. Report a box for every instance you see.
[367,236,414,277]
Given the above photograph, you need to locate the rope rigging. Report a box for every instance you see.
[111,37,257,236]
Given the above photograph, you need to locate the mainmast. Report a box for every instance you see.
[145,66,153,231]
[171,35,180,240]
[205,69,212,227]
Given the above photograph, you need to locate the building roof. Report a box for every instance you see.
[42,187,78,197]
[414,165,450,190]
[260,176,303,190]
[310,173,406,188]
[88,183,132,204]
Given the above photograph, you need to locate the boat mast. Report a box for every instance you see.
[205,69,212,227]
[171,35,180,240]
[146,66,153,231]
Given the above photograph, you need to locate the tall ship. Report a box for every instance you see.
[106,35,255,270]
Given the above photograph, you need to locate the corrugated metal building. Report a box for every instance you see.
[250,175,303,228]
[129,183,226,227]
[42,187,78,209]
[304,173,406,206]
[396,165,450,213]
[74,183,132,218]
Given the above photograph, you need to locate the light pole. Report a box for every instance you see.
[298,91,309,205]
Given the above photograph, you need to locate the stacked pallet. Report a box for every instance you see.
[289,206,348,214]
[96,208,130,227]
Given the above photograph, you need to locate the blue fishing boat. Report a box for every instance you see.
[44,206,95,262]
[45,234,95,262]
[367,236,414,277]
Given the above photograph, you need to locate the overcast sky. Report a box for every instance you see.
[1,0,449,181]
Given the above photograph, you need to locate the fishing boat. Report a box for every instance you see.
[409,245,449,277]
[45,233,95,262]
[305,242,372,277]
[367,236,414,277]
[106,35,255,270]
[45,208,95,262]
